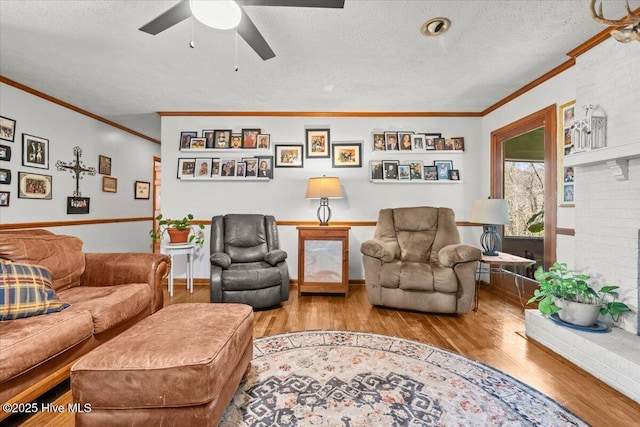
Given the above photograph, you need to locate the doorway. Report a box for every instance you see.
[489,105,557,302]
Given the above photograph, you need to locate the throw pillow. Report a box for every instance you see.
[0,261,70,321]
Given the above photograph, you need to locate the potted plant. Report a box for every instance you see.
[527,262,631,327]
[149,213,205,248]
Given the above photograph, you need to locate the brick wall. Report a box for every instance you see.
[573,40,640,335]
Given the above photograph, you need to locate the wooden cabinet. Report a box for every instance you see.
[297,226,350,296]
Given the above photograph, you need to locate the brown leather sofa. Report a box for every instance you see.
[361,206,481,314]
[0,229,170,417]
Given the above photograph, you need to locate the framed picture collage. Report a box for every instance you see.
[178,128,273,180]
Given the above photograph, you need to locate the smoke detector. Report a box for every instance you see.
[421,17,451,37]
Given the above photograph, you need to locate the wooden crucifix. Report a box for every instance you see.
[55,146,96,197]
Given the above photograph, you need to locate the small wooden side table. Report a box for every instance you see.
[475,251,535,311]
[165,243,195,297]
[297,226,350,296]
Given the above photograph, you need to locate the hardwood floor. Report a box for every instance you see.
[7,284,640,426]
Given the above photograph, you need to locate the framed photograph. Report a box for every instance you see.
[0,116,16,142]
[231,133,243,149]
[243,158,258,176]
[332,142,362,168]
[425,133,441,151]
[424,165,438,181]
[305,129,330,158]
[558,100,576,207]
[275,144,304,168]
[177,158,196,179]
[449,169,461,180]
[134,181,150,199]
[257,134,270,150]
[0,145,12,161]
[369,160,384,180]
[398,165,411,180]
[398,132,414,151]
[211,159,221,177]
[102,176,117,193]
[405,161,424,180]
[382,160,399,180]
[214,129,232,148]
[67,197,90,214]
[0,168,11,184]
[434,137,446,151]
[195,158,212,177]
[22,134,49,169]
[0,191,9,207]
[384,132,399,151]
[444,139,455,150]
[235,162,246,177]
[190,137,206,149]
[373,133,386,151]
[203,130,216,149]
[257,156,273,178]
[98,155,111,175]
[452,137,465,151]
[563,166,574,183]
[411,134,425,151]
[563,183,575,204]
[434,160,453,180]
[242,129,261,149]
[220,158,236,177]
[179,131,197,150]
[18,172,52,199]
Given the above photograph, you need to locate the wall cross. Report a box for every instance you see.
[55,146,96,197]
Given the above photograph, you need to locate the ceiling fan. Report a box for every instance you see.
[139,0,346,61]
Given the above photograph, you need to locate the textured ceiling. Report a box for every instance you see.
[0,0,629,140]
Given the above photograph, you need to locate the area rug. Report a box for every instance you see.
[220,331,587,426]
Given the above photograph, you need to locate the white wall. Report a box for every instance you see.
[0,82,160,253]
[160,115,484,279]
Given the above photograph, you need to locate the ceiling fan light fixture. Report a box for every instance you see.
[421,17,450,37]
[190,0,242,30]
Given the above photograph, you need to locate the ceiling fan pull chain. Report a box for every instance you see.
[189,16,195,48]
[234,28,239,72]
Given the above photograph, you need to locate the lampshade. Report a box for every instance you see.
[190,0,242,30]
[470,199,510,225]
[305,177,343,199]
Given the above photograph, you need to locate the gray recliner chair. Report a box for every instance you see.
[210,214,290,309]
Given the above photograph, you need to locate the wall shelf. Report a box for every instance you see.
[370,150,464,156]
[370,180,464,184]
[180,177,271,182]
[564,142,640,181]
[179,149,272,155]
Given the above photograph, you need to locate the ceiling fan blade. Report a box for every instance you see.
[238,0,344,7]
[237,8,276,61]
[139,0,191,35]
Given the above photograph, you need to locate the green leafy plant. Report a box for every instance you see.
[526,209,544,233]
[527,262,631,321]
[149,213,205,248]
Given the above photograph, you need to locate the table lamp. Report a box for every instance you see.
[470,198,510,256]
[305,176,343,226]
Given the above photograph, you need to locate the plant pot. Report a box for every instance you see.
[555,299,602,327]
[166,228,190,244]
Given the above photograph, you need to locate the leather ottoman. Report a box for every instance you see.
[70,303,253,426]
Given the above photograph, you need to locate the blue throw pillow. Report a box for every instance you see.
[0,261,70,321]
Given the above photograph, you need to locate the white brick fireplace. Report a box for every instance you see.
[525,39,640,402]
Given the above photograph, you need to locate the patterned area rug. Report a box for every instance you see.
[221,331,587,426]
